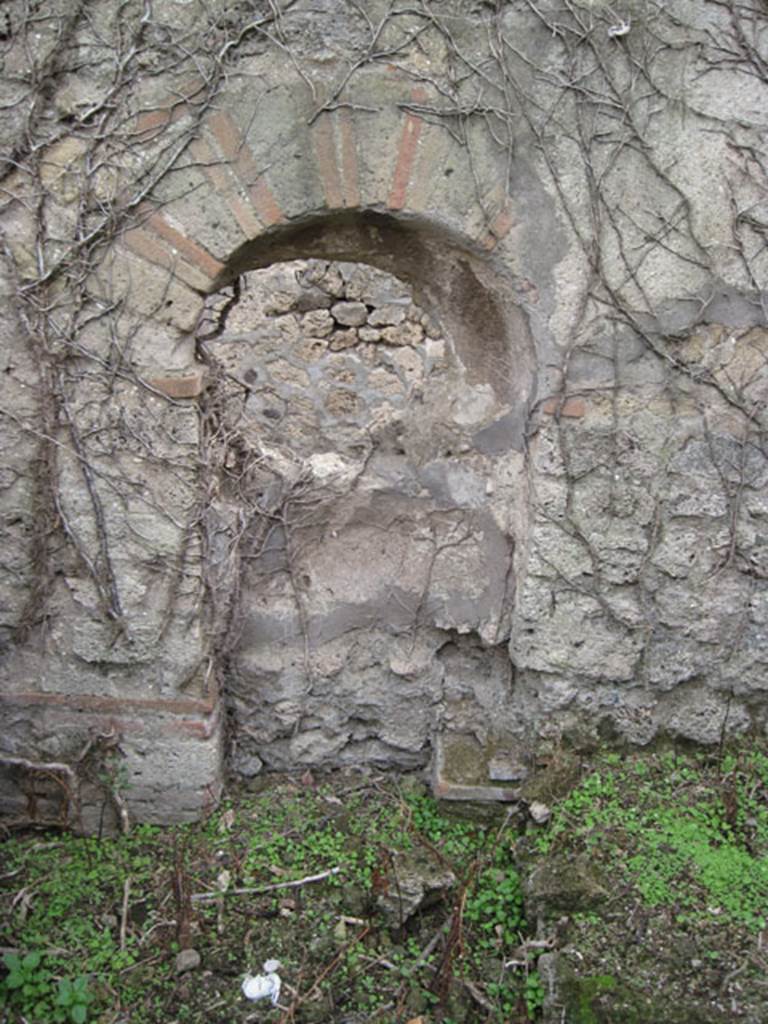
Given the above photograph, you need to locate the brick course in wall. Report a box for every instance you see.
[1,0,767,827]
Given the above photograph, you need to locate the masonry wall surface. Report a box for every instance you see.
[0,0,766,823]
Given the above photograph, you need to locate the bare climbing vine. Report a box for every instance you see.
[0,727,129,834]
[0,0,766,812]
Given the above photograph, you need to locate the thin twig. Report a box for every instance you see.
[119,876,131,953]
[190,867,342,902]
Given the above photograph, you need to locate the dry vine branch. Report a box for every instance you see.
[0,0,766,815]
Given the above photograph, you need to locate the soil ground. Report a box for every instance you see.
[3,743,768,1023]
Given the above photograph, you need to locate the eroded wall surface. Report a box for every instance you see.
[203,259,523,774]
[0,0,765,821]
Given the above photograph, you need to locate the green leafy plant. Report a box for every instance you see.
[1,776,543,1023]
[539,747,768,931]
[524,970,545,1019]
[1,950,54,1019]
[465,866,525,946]
[0,951,93,1023]
[55,976,94,1024]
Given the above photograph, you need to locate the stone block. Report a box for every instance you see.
[331,300,368,327]
[431,733,521,803]
[97,245,205,334]
[368,303,407,327]
[0,689,223,831]
[146,368,206,399]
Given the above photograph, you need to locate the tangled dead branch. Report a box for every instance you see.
[0,0,765,798]
[0,727,128,834]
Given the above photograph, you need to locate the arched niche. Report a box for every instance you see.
[215,209,535,422]
[200,209,536,777]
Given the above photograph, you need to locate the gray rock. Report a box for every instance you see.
[328,329,358,350]
[525,855,607,913]
[264,290,300,316]
[302,308,334,337]
[295,287,333,312]
[368,303,407,327]
[528,800,551,824]
[331,301,368,327]
[232,750,263,778]
[376,851,456,924]
[380,323,424,347]
[175,949,201,975]
[358,326,381,343]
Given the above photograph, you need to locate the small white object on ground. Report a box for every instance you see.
[242,959,282,1006]
[607,18,630,37]
[529,800,552,824]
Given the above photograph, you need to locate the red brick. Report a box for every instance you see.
[135,108,173,138]
[312,113,344,209]
[480,204,515,250]
[147,368,205,399]
[541,396,587,418]
[172,717,219,740]
[133,77,206,139]
[207,110,242,162]
[388,86,428,210]
[339,108,361,208]
[207,111,284,226]
[146,212,225,281]
[0,686,218,716]
[249,178,284,227]
[123,226,214,292]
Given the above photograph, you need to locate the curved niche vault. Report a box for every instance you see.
[199,213,534,779]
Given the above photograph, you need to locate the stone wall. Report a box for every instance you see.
[203,258,524,775]
[0,0,766,824]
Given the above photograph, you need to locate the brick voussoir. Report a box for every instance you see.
[206,110,284,226]
[312,112,344,210]
[480,204,516,251]
[248,177,284,228]
[133,76,208,139]
[388,86,428,211]
[145,212,226,280]
[121,229,210,292]
[188,137,263,237]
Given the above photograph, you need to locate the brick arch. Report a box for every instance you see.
[112,81,536,788]
[0,76,533,829]
[177,180,537,780]
[113,77,520,357]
